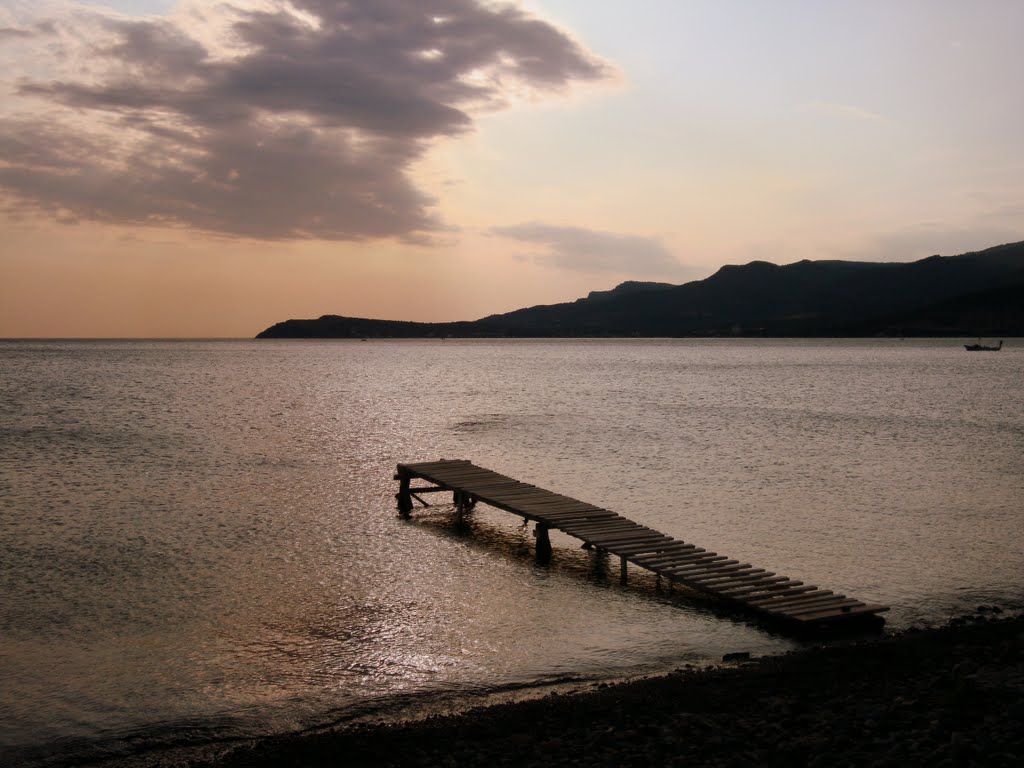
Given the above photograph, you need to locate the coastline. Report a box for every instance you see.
[184,610,1024,768]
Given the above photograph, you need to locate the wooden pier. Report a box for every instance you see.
[396,459,888,631]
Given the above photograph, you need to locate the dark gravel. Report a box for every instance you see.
[198,612,1024,768]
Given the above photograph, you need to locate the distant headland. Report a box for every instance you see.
[256,241,1024,339]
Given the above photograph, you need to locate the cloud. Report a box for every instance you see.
[491,222,686,277]
[0,1,609,241]
[0,18,57,41]
[0,27,34,41]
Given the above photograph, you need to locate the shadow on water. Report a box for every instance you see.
[398,502,875,642]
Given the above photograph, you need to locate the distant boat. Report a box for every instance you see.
[964,338,1002,351]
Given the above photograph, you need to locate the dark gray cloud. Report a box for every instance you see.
[492,222,687,277]
[0,1,608,240]
[0,21,55,42]
[0,27,34,42]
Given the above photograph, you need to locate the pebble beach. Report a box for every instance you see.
[182,610,1024,768]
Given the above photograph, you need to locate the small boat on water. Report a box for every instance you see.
[964,338,1003,351]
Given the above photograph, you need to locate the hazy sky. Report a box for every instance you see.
[1,0,1022,337]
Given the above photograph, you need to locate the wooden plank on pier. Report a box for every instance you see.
[644,555,722,572]
[395,460,889,630]
[741,589,819,606]
[630,545,702,563]
[578,532,654,544]
[562,523,641,536]
[623,549,699,563]
[796,603,890,623]
[660,554,730,572]
[707,576,794,596]
[751,590,837,609]
[517,507,613,519]
[614,541,694,557]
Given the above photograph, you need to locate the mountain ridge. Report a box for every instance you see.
[256,241,1024,338]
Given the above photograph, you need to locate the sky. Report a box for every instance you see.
[1,0,1022,337]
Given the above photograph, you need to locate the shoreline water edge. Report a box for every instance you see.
[66,609,1020,768]
[3,338,1021,768]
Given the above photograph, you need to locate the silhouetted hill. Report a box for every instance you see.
[585,281,674,301]
[869,273,1024,336]
[257,241,1024,338]
[254,315,480,339]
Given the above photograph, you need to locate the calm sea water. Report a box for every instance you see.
[2,339,1022,765]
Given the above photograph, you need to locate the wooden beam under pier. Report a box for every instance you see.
[395,459,888,632]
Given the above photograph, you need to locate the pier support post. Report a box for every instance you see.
[453,491,477,510]
[620,556,628,585]
[397,473,413,518]
[534,523,552,565]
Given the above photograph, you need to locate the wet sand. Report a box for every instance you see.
[191,610,1023,768]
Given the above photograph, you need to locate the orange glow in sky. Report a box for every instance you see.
[1,1,1022,337]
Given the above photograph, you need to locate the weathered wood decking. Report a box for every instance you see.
[396,459,888,631]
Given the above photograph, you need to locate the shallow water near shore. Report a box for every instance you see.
[2,338,1022,766]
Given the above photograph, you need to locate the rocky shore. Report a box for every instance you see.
[194,610,1023,768]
